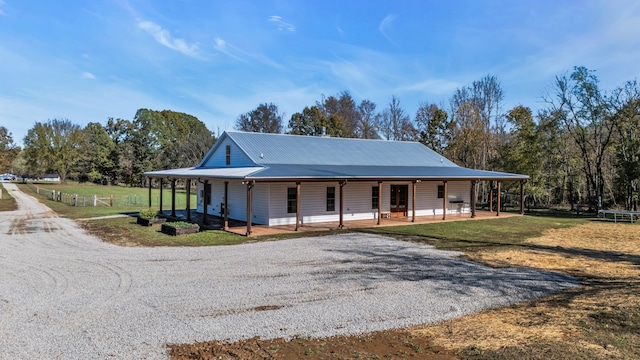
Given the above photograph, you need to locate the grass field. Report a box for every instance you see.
[361,215,588,253]
[81,216,246,247]
[0,185,17,211]
[16,182,196,219]
[14,182,248,246]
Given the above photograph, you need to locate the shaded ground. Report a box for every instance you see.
[170,222,640,359]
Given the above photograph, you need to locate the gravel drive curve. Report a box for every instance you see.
[0,181,577,359]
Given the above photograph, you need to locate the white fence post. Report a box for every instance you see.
[51,190,56,200]
[93,195,97,206]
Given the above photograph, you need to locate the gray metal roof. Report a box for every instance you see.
[145,167,263,179]
[224,131,458,167]
[146,131,529,181]
[246,164,528,181]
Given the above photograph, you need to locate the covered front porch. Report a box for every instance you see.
[146,175,527,237]
[225,209,522,237]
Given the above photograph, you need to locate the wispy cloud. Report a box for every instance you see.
[400,79,462,95]
[268,16,295,32]
[0,0,6,16]
[81,71,96,79]
[213,36,244,62]
[137,20,201,58]
[379,14,397,42]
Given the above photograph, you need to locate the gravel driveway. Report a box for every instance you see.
[0,182,576,359]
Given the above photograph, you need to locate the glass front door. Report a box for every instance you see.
[390,185,408,216]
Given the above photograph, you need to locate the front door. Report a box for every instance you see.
[390,185,408,217]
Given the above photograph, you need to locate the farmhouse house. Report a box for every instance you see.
[145,131,528,235]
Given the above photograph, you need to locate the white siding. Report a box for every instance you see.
[251,183,270,225]
[268,182,384,226]
[197,180,472,226]
[201,137,255,167]
[414,181,471,216]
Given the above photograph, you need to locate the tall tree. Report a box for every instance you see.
[545,66,616,210]
[415,103,450,152]
[379,96,416,141]
[450,74,504,170]
[357,99,380,139]
[287,106,345,137]
[316,91,361,138]
[235,103,283,133]
[0,126,20,173]
[446,101,484,168]
[23,118,83,183]
[501,106,546,204]
[78,122,116,184]
[611,80,640,210]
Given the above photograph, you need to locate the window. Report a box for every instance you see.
[326,187,335,212]
[437,185,444,199]
[372,186,379,209]
[287,187,297,213]
[225,145,231,166]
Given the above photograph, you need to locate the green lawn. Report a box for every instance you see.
[0,185,17,211]
[81,217,246,247]
[17,182,196,219]
[360,215,589,253]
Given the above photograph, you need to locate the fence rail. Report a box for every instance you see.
[25,183,192,208]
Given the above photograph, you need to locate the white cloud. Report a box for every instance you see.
[137,20,201,58]
[0,0,6,16]
[268,16,295,32]
[379,14,397,42]
[214,37,226,51]
[81,71,96,79]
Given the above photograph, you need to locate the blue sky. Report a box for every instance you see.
[1,0,639,145]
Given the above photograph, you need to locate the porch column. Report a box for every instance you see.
[186,179,191,221]
[489,181,494,212]
[471,180,477,218]
[203,180,209,225]
[496,181,501,216]
[442,181,448,220]
[295,182,301,231]
[339,180,346,229]
[377,181,382,225]
[520,180,525,215]
[148,177,152,208]
[159,178,164,216]
[170,179,176,217]
[412,181,417,222]
[223,181,229,230]
[246,180,254,236]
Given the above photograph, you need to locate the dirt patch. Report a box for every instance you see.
[169,222,640,359]
[169,330,456,359]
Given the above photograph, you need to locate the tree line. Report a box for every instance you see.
[0,66,638,211]
[3,109,215,187]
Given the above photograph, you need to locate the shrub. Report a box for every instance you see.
[138,208,158,219]
[166,221,198,228]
